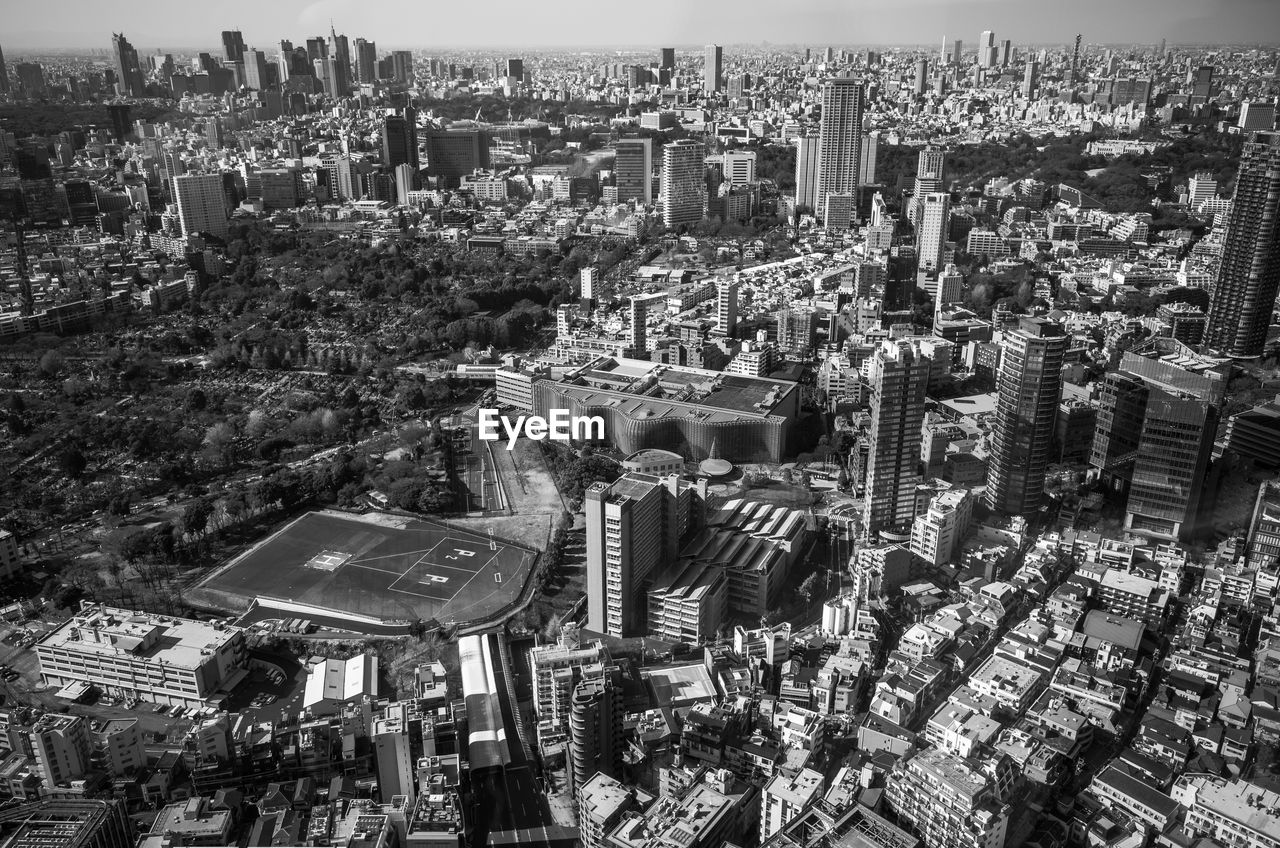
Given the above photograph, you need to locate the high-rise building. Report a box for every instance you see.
[717,279,739,337]
[1089,350,1226,541]
[383,107,419,170]
[660,47,676,70]
[762,768,825,839]
[951,39,964,66]
[860,130,879,185]
[913,59,928,96]
[0,44,10,95]
[505,57,524,80]
[111,33,145,97]
[794,134,820,212]
[221,30,245,63]
[614,137,653,204]
[585,472,706,637]
[394,163,417,203]
[329,27,351,96]
[817,78,864,216]
[910,147,946,229]
[354,38,378,84]
[424,129,489,183]
[173,173,229,241]
[886,748,1013,848]
[986,318,1066,515]
[721,150,756,187]
[14,62,45,98]
[242,48,268,90]
[777,307,818,355]
[1022,61,1039,98]
[391,50,413,83]
[29,713,92,787]
[372,703,415,804]
[580,266,598,301]
[258,167,303,210]
[917,193,950,274]
[979,30,998,67]
[0,799,133,848]
[660,139,706,228]
[568,665,624,797]
[1246,481,1280,569]
[1205,132,1280,358]
[578,773,637,848]
[864,341,931,537]
[704,44,723,93]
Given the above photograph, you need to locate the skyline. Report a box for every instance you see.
[2,0,1278,51]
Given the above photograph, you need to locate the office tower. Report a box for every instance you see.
[584,473,706,637]
[391,50,413,83]
[1191,65,1214,98]
[936,264,964,312]
[913,58,928,96]
[277,40,294,80]
[613,137,653,204]
[221,30,245,63]
[660,47,676,70]
[106,103,131,143]
[1239,102,1277,132]
[886,748,1012,848]
[373,704,415,804]
[424,129,489,182]
[15,62,45,97]
[1022,61,1039,98]
[1089,351,1225,541]
[863,340,930,537]
[721,150,756,187]
[355,38,378,84]
[568,665,624,797]
[717,279,739,336]
[393,163,417,203]
[242,48,268,90]
[320,154,359,201]
[794,134,820,212]
[95,719,145,777]
[824,194,856,230]
[1247,482,1280,568]
[979,30,997,67]
[917,193,950,273]
[327,28,350,95]
[1000,40,1012,66]
[112,33,145,97]
[1206,133,1280,358]
[910,147,946,229]
[306,36,328,65]
[504,57,524,80]
[531,634,610,736]
[704,44,723,92]
[259,167,302,209]
[951,39,964,66]
[986,318,1067,515]
[580,266,598,301]
[0,44,9,95]
[817,78,864,216]
[382,107,419,170]
[173,173,229,241]
[860,130,879,185]
[660,139,706,228]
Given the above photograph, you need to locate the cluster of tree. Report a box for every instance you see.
[541,445,621,505]
[0,102,178,139]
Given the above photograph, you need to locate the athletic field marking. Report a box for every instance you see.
[347,547,439,565]
[346,562,408,576]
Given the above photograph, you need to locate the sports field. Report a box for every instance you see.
[191,510,536,626]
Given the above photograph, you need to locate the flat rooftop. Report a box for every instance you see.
[36,605,239,670]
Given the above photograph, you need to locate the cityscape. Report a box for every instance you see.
[0,3,1280,848]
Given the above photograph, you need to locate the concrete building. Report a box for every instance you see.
[660,139,706,228]
[569,665,624,797]
[29,713,91,789]
[578,772,639,848]
[910,488,973,566]
[865,341,931,537]
[917,192,950,274]
[762,767,824,839]
[95,719,145,778]
[1181,776,1280,848]
[885,748,1012,848]
[373,702,415,804]
[817,78,864,216]
[614,138,653,205]
[530,635,609,735]
[172,173,229,241]
[35,605,247,708]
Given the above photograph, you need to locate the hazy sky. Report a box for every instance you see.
[3,0,1278,51]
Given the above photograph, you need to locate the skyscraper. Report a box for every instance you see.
[1089,350,1226,541]
[717,279,739,337]
[817,78,864,217]
[568,665,624,798]
[505,57,524,80]
[794,134,820,212]
[173,173,229,241]
[704,44,723,93]
[221,30,245,63]
[1022,61,1039,98]
[584,473,705,637]
[354,38,378,84]
[979,30,998,67]
[1247,481,1280,568]
[913,58,928,96]
[659,139,706,228]
[917,193,951,274]
[660,47,676,70]
[329,27,351,95]
[112,33,145,97]
[860,130,879,185]
[910,147,946,229]
[986,318,1067,515]
[424,129,488,182]
[391,50,413,83]
[383,107,419,170]
[721,150,756,187]
[1205,133,1280,359]
[864,341,931,537]
[951,39,964,66]
[613,137,653,204]
[0,44,10,95]
[242,48,268,90]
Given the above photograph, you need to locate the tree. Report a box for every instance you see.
[181,498,213,538]
[798,572,821,605]
[38,350,64,378]
[60,446,88,480]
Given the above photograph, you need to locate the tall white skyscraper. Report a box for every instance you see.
[614,138,653,204]
[794,134,820,212]
[910,147,946,230]
[918,192,951,274]
[704,44,723,92]
[979,30,998,67]
[580,266,598,301]
[173,173,228,241]
[817,78,864,217]
[242,48,269,90]
[660,139,706,228]
[860,129,880,185]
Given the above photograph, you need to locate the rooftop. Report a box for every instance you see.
[35,605,241,670]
